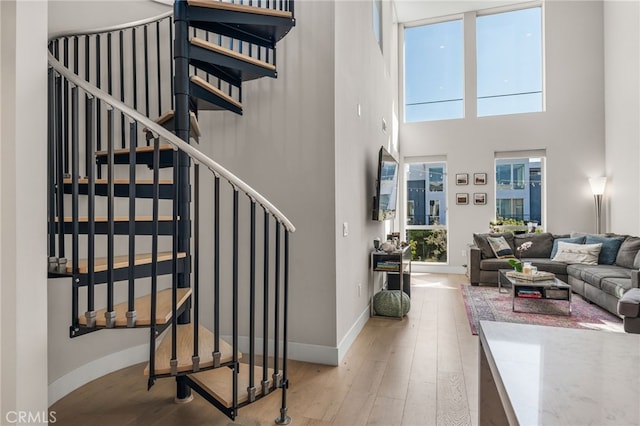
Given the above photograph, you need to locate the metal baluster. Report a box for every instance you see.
[55,74,65,259]
[119,31,126,148]
[248,200,256,402]
[170,149,179,376]
[132,28,138,112]
[232,189,239,415]
[262,210,270,395]
[47,69,56,260]
[192,164,200,371]
[105,109,116,328]
[84,35,90,83]
[144,25,150,120]
[148,136,161,390]
[213,176,221,367]
[71,87,80,331]
[127,121,137,328]
[85,97,96,328]
[169,17,174,110]
[84,35,91,175]
[156,21,162,117]
[276,229,291,425]
[63,37,70,174]
[73,36,79,75]
[95,34,102,157]
[273,221,281,386]
[107,33,113,96]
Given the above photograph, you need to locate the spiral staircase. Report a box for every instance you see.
[47,0,296,422]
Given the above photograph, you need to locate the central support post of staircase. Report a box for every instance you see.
[174,0,192,403]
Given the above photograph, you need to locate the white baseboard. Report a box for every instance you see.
[337,305,370,363]
[410,263,466,274]
[49,313,372,405]
[48,344,148,406]
[221,335,340,366]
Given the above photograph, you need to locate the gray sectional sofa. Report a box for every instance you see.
[468,232,640,317]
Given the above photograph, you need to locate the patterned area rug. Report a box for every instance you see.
[461,284,624,335]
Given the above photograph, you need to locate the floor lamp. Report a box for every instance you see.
[589,177,607,234]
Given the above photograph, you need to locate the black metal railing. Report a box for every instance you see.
[48,1,295,420]
[48,51,294,420]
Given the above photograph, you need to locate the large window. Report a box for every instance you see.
[406,162,448,263]
[477,7,543,117]
[495,156,544,226]
[404,20,463,122]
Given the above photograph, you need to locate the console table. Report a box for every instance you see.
[370,246,411,318]
[479,321,640,425]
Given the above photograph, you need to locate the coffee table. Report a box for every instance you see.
[498,269,572,315]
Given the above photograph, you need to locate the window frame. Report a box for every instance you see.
[402,16,465,123]
[476,4,545,117]
[404,159,449,264]
[494,153,546,227]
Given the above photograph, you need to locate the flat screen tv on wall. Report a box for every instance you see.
[372,146,399,221]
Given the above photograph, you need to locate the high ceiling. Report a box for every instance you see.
[48,0,534,38]
[393,0,534,24]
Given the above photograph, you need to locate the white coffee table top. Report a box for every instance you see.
[479,321,640,425]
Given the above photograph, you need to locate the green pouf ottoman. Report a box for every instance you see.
[373,290,410,317]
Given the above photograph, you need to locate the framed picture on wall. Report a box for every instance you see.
[474,193,487,205]
[456,193,469,205]
[456,173,469,185]
[474,173,487,185]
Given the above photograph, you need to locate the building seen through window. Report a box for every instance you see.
[495,157,543,226]
[406,162,448,263]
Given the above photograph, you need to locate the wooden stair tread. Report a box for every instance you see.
[190,365,274,408]
[143,111,201,139]
[190,75,242,110]
[59,215,174,223]
[187,0,293,19]
[78,288,191,327]
[95,144,174,158]
[144,324,236,375]
[70,251,187,274]
[63,178,173,185]
[191,37,276,71]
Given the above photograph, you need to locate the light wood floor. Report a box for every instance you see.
[50,273,479,426]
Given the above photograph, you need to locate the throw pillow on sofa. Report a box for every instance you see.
[552,242,602,265]
[514,232,554,258]
[473,232,515,259]
[487,236,516,259]
[550,236,586,258]
[616,237,640,268]
[585,234,625,265]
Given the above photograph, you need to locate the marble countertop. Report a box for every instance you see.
[479,321,640,426]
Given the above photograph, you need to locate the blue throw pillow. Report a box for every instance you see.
[585,235,625,265]
[551,236,585,258]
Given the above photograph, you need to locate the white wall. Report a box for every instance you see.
[1,0,49,419]
[334,0,398,355]
[197,1,339,359]
[604,1,640,235]
[399,0,606,271]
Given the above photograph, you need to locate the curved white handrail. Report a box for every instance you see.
[48,53,295,232]
[49,10,174,41]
